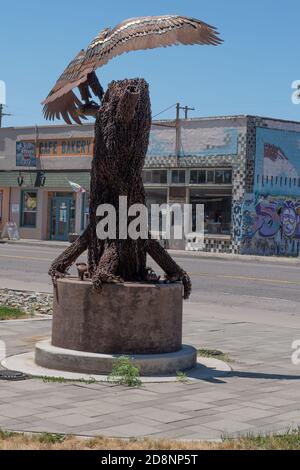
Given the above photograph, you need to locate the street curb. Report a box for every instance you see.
[3,240,70,249]
[168,250,300,265]
[2,240,300,265]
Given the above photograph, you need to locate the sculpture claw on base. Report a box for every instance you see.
[49,268,70,287]
[165,271,192,300]
[144,268,161,283]
[92,273,124,292]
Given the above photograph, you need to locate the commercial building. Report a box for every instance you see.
[0,114,300,256]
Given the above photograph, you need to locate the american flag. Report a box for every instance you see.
[68,181,86,193]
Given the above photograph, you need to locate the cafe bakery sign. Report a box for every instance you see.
[16,139,94,161]
[39,139,94,156]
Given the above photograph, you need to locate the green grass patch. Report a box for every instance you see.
[223,428,300,450]
[37,376,97,385]
[0,306,29,320]
[1,428,300,449]
[197,349,233,363]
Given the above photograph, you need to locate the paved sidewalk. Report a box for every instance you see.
[1,304,300,439]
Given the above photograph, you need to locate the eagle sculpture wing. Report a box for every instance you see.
[43,15,222,124]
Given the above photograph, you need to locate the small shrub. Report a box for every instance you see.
[176,371,189,383]
[38,433,66,444]
[0,429,16,439]
[197,349,232,363]
[108,356,142,387]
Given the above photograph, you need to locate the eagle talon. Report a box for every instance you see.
[50,269,70,287]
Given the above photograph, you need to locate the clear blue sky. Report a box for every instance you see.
[1,0,299,127]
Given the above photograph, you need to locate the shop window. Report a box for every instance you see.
[190,170,206,184]
[190,170,198,184]
[21,190,37,227]
[224,170,232,184]
[169,187,186,200]
[171,170,186,184]
[215,170,224,184]
[207,171,215,183]
[142,170,167,184]
[0,190,3,220]
[190,189,232,236]
[190,169,232,186]
[145,188,168,236]
[198,171,206,184]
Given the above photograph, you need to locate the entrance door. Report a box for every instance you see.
[51,197,75,241]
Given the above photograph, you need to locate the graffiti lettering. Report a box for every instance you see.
[232,201,243,241]
[241,195,300,257]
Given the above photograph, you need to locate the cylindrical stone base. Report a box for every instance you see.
[52,278,183,355]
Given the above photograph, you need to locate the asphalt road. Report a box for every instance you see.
[0,243,299,327]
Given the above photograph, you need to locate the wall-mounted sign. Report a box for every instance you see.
[38,139,94,157]
[16,142,37,167]
[17,139,94,158]
[11,204,20,214]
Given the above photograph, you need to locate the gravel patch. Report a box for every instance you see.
[0,290,53,316]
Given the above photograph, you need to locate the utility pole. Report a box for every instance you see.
[0,104,12,128]
[175,103,195,157]
[184,105,195,119]
[175,103,181,158]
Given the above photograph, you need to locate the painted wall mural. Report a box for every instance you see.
[147,124,238,157]
[180,126,238,157]
[255,128,300,197]
[240,194,300,256]
[16,142,37,167]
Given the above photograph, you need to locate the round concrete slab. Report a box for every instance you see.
[35,340,197,376]
[1,350,231,383]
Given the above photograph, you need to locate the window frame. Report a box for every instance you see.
[189,169,232,186]
[20,190,38,228]
[171,170,186,185]
[142,170,168,185]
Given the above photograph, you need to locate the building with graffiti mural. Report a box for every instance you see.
[0,115,300,256]
[240,123,300,257]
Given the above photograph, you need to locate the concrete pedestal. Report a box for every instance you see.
[35,278,197,376]
[52,279,183,355]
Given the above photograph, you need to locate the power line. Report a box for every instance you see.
[152,103,177,119]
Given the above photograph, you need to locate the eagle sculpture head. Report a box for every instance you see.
[93,78,151,182]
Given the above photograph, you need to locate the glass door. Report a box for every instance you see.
[51,197,75,241]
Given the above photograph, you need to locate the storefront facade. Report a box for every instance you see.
[0,124,93,241]
[1,115,300,255]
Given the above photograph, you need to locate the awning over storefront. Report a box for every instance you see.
[0,172,91,189]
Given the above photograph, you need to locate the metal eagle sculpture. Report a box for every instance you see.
[46,15,222,300]
[42,15,222,124]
